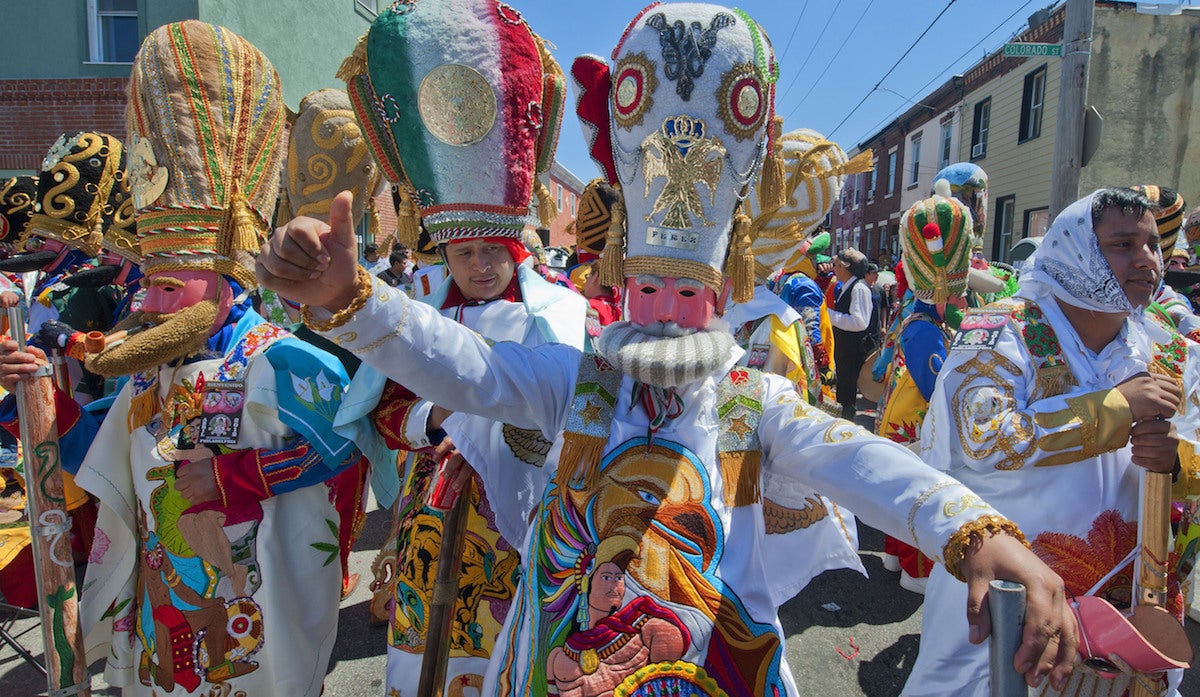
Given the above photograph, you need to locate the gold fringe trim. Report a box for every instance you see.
[757,116,786,213]
[726,209,754,304]
[336,32,370,83]
[535,179,557,229]
[719,450,762,508]
[220,185,266,258]
[942,514,1028,582]
[126,385,160,433]
[394,186,422,251]
[1036,363,1077,400]
[596,187,626,289]
[366,194,381,247]
[554,432,606,492]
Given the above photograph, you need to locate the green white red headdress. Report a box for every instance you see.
[338,0,565,247]
[900,195,973,304]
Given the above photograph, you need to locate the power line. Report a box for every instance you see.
[778,0,846,102]
[850,0,1038,145]
[777,0,811,63]
[784,0,877,122]
[827,0,958,140]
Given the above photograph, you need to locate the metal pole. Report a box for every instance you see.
[987,580,1027,697]
[1049,0,1095,218]
[6,306,91,697]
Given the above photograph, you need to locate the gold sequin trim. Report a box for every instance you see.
[951,352,1035,471]
[942,514,1028,583]
[301,265,374,332]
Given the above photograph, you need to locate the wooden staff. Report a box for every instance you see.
[7,306,91,697]
[1129,469,1189,697]
[416,456,471,697]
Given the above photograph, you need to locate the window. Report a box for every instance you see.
[908,134,922,187]
[1024,207,1050,238]
[992,195,1016,262]
[556,184,563,212]
[355,0,384,15]
[853,174,862,208]
[886,150,898,197]
[1019,65,1047,142]
[971,98,991,160]
[88,0,139,63]
[866,158,877,202]
[938,121,953,171]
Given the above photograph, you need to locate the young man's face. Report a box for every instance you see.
[1095,208,1161,308]
[624,274,722,334]
[443,239,516,301]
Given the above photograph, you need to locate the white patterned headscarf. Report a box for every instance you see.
[1019,189,1156,315]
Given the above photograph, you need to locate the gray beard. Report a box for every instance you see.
[595,320,736,388]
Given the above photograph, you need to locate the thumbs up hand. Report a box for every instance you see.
[257,190,362,312]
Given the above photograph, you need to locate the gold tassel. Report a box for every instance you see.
[275,185,293,228]
[535,179,557,229]
[554,433,607,492]
[932,269,949,305]
[394,187,422,251]
[758,115,786,212]
[1035,363,1077,400]
[126,387,160,433]
[831,149,875,177]
[726,210,755,303]
[336,32,370,83]
[596,188,625,289]
[719,451,762,507]
[221,185,265,257]
[366,194,381,247]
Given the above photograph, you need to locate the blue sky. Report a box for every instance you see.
[514,0,1050,180]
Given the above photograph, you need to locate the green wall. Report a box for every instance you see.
[198,0,374,110]
[0,0,196,79]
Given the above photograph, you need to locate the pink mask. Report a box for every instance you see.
[141,269,232,333]
[624,275,723,332]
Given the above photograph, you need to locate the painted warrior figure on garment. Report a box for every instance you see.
[0,22,363,696]
[260,3,1080,696]
[906,188,1200,696]
[330,2,586,693]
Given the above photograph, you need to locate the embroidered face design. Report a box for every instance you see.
[128,134,168,211]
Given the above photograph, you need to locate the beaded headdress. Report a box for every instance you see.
[279,88,382,230]
[125,21,286,290]
[574,2,778,303]
[21,131,134,258]
[0,176,38,246]
[1131,185,1185,254]
[900,195,973,304]
[746,126,870,284]
[932,162,988,250]
[337,0,565,247]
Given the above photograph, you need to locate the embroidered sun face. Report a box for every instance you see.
[717,63,765,141]
[612,52,657,130]
[128,135,169,211]
[417,63,497,147]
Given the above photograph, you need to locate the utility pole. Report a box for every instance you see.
[1049,0,1095,218]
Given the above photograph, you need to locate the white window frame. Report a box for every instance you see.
[886,148,898,197]
[866,157,877,203]
[87,0,139,64]
[355,0,383,15]
[908,134,922,188]
[938,121,953,171]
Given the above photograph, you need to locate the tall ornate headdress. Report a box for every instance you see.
[1131,185,1185,254]
[745,126,871,284]
[900,195,973,304]
[932,162,988,251]
[278,88,382,231]
[21,131,133,258]
[573,2,780,303]
[0,176,38,246]
[126,21,286,289]
[337,0,566,248]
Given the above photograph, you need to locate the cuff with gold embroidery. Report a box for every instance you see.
[211,441,333,507]
[1074,388,1133,455]
[371,379,433,451]
[1174,440,1200,500]
[942,514,1029,583]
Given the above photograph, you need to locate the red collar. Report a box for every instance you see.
[440,274,523,310]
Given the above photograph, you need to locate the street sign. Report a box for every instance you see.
[1002,42,1063,57]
